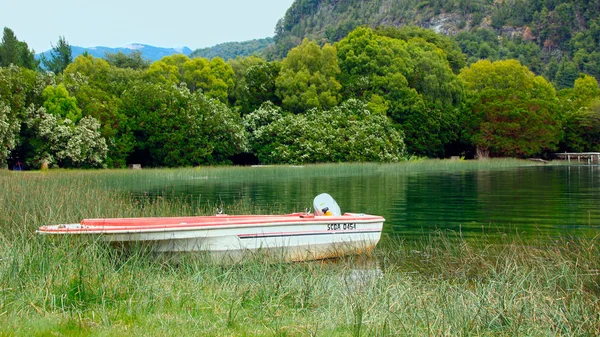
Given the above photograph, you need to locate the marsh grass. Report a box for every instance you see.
[1,163,598,336]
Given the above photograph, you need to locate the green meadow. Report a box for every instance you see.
[1,161,598,336]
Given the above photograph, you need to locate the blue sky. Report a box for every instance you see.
[2,0,295,53]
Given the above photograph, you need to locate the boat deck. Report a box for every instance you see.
[38,213,384,233]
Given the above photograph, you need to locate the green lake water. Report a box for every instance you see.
[125,164,600,238]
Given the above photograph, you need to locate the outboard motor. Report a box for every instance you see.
[313,193,341,216]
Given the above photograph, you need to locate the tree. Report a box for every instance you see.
[41,84,82,122]
[24,106,107,168]
[0,28,19,67]
[121,82,246,167]
[104,50,150,70]
[336,27,462,157]
[402,38,465,157]
[275,38,341,113]
[146,59,181,84]
[555,59,580,89]
[228,56,276,113]
[246,99,406,164]
[0,65,42,167]
[63,55,132,167]
[64,55,110,85]
[0,101,19,168]
[0,27,38,70]
[374,25,467,74]
[41,36,73,73]
[146,55,235,103]
[336,27,414,110]
[459,59,561,158]
[560,75,600,152]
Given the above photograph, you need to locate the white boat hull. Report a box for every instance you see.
[39,213,384,261]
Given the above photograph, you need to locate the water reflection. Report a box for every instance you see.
[124,165,600,238]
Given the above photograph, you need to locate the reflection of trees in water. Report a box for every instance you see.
[119,165,600,238]
[474,167,599,237]
[402,171,480,236]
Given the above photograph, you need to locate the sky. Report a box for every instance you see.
[1,0,296,53]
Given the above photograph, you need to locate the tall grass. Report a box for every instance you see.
[72,158,561,191]
[1,165,598,336]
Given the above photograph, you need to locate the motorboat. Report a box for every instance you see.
[37,193,385,261]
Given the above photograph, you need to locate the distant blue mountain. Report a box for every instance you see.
[36,44,192,62]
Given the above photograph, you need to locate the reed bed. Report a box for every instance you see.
[74,158,563,190]
[1,164,598,336]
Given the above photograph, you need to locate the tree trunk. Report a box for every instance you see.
[475,146,489,160]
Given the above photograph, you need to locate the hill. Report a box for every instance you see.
[268,0,600,83]
[189,37,274,60]
[37,44,192,62]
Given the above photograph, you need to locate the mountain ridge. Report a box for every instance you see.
[267,0,600,83]
[36,44,193,62]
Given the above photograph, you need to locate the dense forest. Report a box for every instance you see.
[1,0,599,169]
[190,38,274,60]
[269,0,600,86]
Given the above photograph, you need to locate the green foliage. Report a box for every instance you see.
[42,84,82,122]
[189,38,274,60]
[459,59,561,158]
[0,65,45,166]
[274,0,600,85]
[336,27,412,105]
[121,83,247,167]
[454,28,545,74]
[228,56,266,109]
[374,25,466,74]
[0,27,38,70]
[229,57,281,115]
[336,27,463,157]
[0,100,19,167]
[64,55,111,85]
[0,65,38,118]
[41,36,73,74]
[275,38,341,113]
[562,103,600,152]
[104,50,150,70]
[554,59,580,89]
[559,75,600,152]
[246,99,405,164]
[24,106,107,168]
[147,55,235,103]
[63,55,133,167]
[146,58,181,84]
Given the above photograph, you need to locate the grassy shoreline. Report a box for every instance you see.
[1,161,598,336]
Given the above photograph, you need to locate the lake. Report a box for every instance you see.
[122,162,600,239]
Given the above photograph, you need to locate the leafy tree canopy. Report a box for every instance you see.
[42,83,82,123]
[41,36,73,74]
[374,25,466,74]
[459,59,561,158]
[146,55,234,103]
[275,38,341,113]
[104,50,150,70]
[246,99,405,164]
[559,75,600,152]
[24,105,107,168]
[120,83,246,167]
[0,27,38,70]
[336,27,463,157]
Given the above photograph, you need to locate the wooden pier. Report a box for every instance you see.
[554,152,600,164]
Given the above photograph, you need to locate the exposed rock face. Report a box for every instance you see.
[422,13,465,36]
[420,13,526,39]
